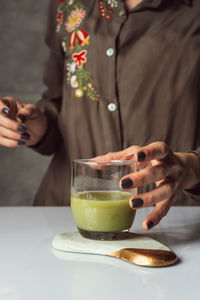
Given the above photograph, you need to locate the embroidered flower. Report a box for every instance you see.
[69,30,90,50]
[72,50,87,68]
[62,41,67,52]
[66,63,71,83]
[65,8,86,32]
[75,88,84,98]
[69,32,77,50]
[70,62,77,73]
[57,10,63,24]
[71,75,79,88]
[98,0,118,19]
[76,29,90,46]
[107,0,118,8]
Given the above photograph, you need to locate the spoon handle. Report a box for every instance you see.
[108,248,177,267]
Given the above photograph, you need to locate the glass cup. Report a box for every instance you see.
[71,159,137,240]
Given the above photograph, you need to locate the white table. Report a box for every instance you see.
[0,207,199,300]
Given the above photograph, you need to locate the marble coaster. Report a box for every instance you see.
[52,232,177,267]
[52,231,170,255]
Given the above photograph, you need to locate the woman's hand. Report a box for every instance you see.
[0,96,47,147]
[94,142,200,230]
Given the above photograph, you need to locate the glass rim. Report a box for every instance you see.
[73,159,136,166]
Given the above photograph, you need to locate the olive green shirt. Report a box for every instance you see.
[32,0,200,206]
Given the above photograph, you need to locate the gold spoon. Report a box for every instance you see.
[109,248,177,267]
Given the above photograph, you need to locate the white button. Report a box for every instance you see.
[119,10,125,16]
[108,103,117,112]
[106,48,114,57]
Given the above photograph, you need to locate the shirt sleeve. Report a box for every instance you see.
[30,0,64,156]
[183,146,200,202]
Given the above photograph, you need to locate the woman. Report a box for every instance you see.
[0,0,200,230]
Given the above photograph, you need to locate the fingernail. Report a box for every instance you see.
[131,197,144,208]
[121,178,133,188]
[2,107,9,115]
[18,140,26,145]
[21,133,30,140]
[17,125,27,133]
[18,114,26,123]
[138,151,146,162]
[147,221,154,230]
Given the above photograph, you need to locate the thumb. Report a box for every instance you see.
[17,104,40,123]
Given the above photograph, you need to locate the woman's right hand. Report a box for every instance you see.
[0,96,47,147]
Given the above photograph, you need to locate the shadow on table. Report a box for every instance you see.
[145,222,200,247]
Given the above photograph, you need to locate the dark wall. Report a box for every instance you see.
[0,0,51,205]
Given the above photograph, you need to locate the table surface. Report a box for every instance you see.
[0,207,200,300]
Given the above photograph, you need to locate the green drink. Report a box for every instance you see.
[71,159,137,240]
[71,191,136,234]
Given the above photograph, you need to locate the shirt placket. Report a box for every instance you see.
[101,1,128,150]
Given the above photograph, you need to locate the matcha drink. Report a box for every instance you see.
[71,191,136,232]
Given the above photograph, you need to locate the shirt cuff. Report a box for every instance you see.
[184,147,200,198]
[29,108,61,156]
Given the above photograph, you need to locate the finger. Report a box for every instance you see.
[0,100,9,116]
[120,161,169,189]
[136,141,171,164]
[0,113,22,132]
[142,189,180,230]
[92,145,140,162]
[0,96,15,109]
[91,146,140,170]
[129,179,178,209]
[0,136,26,148]
[17,104,40,123]
[0,96,24,120]
[0,125,23,140]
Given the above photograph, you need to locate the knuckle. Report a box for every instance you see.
[165,182,174,196]
[5,140,16,148]
[158,141,170,157]
[11,122,18,131]
[160,141,167,150]
[158,164,166,179]
[146,193,156,206]
[12,132,21,140]
[107,152,113,159]
[157,205,169,220]
[138,173,147,186]
[176,165,183,178]
[8,140,16,148]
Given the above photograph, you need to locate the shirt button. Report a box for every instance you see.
[106,48,114,57]
[108,103,117,112]
[119,10,125,16]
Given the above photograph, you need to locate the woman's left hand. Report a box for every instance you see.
[94,142,200,230]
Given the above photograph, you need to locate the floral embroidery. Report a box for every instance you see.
[69,29,89,50]
[56,0,100,101]
[98,0,118,20]
[72,50,87,68]
[56,10,63,32]
[65,8,86,32]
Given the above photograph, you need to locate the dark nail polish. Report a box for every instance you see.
[138,151,146,162]
[18,140,26,145]
[121,178,133,189]
[147,221,154,230]
[21,133,30,140]
[18,114,26,123]
[131,197,144,208]
[17,125,27,133]
[2,107,9,115]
